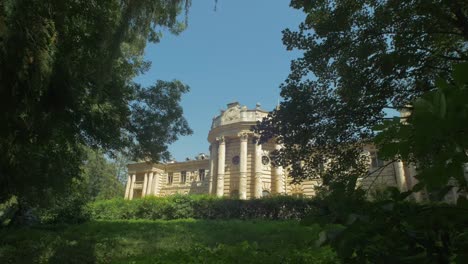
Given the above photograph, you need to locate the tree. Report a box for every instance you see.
[81,147,125,200]
[253,2,468,261]
[0,0,192,206]
[256,0,468,190]
[375,62,468,198]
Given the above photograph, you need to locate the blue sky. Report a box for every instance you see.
[135,0,305,161]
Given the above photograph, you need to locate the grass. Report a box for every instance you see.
[0,219,337,263]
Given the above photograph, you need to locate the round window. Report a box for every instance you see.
[232,155,240,165]
[261,155,270,165]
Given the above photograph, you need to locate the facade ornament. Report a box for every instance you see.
[222,105,240,122]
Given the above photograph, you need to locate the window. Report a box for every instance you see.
[262,190,270,197]
[199,169,205,181]
[370,151,385,168]
[181,171,187,183]
[168,172,173,185]
[261,155,270,165]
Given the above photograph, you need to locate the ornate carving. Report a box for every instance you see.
[221,105,240,123]
[216,136,225,144]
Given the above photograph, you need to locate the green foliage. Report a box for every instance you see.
[255,0,468,190]
[310,189,468,263]
[0,0,192,207]
[0,196,18,227]
[254,1,468,263]
[149,241,337,264]
[376,63,468,197]
[31,147,125,224]
[87,195,319,221]
[0,219,338,263]
[81,147,125,201]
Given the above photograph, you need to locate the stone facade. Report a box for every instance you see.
[125,102,420,200]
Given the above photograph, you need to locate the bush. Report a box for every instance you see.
[87,195,319,221]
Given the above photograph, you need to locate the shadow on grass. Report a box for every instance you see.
[0,220,334,263]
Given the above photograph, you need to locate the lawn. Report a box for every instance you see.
[0,219,337,263]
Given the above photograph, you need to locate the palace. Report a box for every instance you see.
[124,102,422,200]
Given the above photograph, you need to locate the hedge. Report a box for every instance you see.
[87,195,319,220]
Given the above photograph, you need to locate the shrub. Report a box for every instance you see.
[88,195,319,221]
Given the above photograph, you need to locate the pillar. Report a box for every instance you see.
[394,161,407,192]
[147,172,154,196]
[129,174,136,200]
[273,144,284,194]
[152,172,160,196]
[216,136,225,197]
[209,144,217,195]
[254,137,263,198]
[124,174,131,199]
[142,172,148,197]
[239,133,248,199]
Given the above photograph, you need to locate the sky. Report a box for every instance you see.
[135,0,305,161]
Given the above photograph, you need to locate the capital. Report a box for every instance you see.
[251,135,261,144]
[216,136,225,144]
[238,132,249,142]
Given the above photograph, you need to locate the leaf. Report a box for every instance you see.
[453,62,468,85]
[435,77,449,90]
[437,91,447,118]
[412,182,425,192]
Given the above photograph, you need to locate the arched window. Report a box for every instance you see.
[167,173,173,185]
[181,171,187,183]
[198,169,205,181]
[262,190,270,197]
[232,155,240,165]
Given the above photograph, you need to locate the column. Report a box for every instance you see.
[142,172,148,197]
[129,174,136,200]
[124,174,131,199]
[216,136,225,197]
[209,144,217,195]
[273,144,284,194]
[254,137,263,198]
[152,172,160,196]
[147,172,154,196]
[394,160,407,192]
[239,133,248,199]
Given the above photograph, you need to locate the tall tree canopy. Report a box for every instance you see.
[256,0,468,189]
[0,0,192,205]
